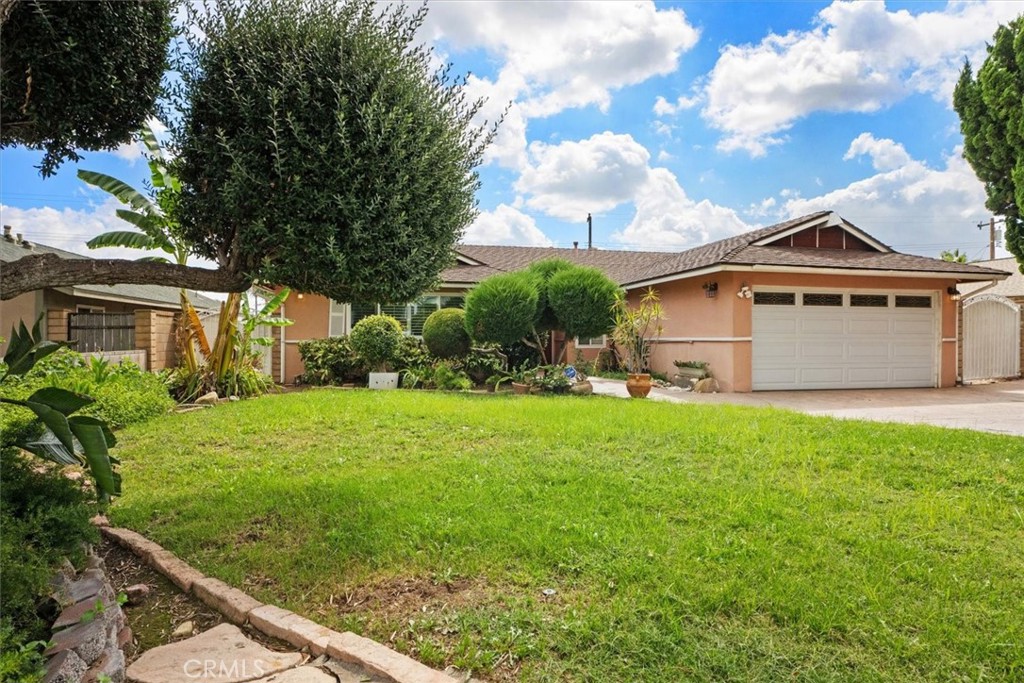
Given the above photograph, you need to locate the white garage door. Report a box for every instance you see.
[752,290,938,390]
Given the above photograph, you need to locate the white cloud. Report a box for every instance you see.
[462,204,553,247]
[0,197,215,265]
[657,150,675,163]
[843,132,912,171]
[512,131,747,249]
[781,139,991,256]
[653,93,701,116]
[614,168,749,249]
[746,196,777,218]
[516,132,652,221]
[702,0,1024,156]
[423,1,699,169]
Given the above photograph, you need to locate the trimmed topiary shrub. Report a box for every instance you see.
[464,272,539,346]
[526,258,574,331]
[547,265,620,342]
[349,314,404,372]
[422,308,471,359]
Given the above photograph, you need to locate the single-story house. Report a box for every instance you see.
[0,227,220,370]
[278,211,1008,392]
[957,257,1023,382]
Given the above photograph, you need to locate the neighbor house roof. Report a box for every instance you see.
[449,212,1009,288]
[0,235,221,311]
[957,258,1024,298]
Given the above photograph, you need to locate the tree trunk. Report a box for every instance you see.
[0,253,251,300]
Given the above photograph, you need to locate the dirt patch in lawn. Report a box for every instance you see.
[333,575,486,618]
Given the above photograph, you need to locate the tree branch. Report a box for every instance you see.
[1,253,252,300]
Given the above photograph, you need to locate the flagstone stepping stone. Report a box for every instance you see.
[126,623,303,683]
[251,665,336,682]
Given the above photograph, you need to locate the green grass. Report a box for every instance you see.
[110,390,1023,682]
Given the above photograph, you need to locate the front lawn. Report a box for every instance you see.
[110,390,1023,681]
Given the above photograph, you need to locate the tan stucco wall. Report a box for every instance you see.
[282,293,331,383]
[637,272,960,392]
[0,291,43,355]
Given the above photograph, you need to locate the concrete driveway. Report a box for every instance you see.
[589,377,1024,437]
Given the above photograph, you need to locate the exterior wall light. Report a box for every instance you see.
[736,284,753,299]
[947,286,961,302]
[703,281,718,298]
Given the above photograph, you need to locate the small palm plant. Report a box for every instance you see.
[611,288,665,374]
[78,120,212,375]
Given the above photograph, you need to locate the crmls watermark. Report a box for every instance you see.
[183,659,267,679]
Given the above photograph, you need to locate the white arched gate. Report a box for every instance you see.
[963,294,1021,381]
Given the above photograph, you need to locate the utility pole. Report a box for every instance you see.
[587,213,593,250]
[977,217,1005,260]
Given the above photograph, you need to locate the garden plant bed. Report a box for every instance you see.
[108,390,1024,682]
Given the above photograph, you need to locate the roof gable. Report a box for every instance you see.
[751,212,890,252]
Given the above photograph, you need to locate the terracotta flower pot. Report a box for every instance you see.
[511,382,531,395]
[626,373,652,398]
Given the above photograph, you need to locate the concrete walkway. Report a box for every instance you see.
[589,377,1024,437]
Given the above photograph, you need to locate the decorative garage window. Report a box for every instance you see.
[894,295,932,309]
[850,294,889,307]
[803,293,843,306]
[753,292,796,305]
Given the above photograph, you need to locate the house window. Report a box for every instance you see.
[803,293,843,306]
[894,295,932,309]
[346,295,465,336]
[576,335,607,348]
[753,292,796,305]
[850,294,889,307]
[328,300,347,336]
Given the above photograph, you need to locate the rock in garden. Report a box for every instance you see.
[171,620,194,638]
[196,391,219,405]
[124,583,151,606]
[569,381,593,396]
[693,378,720,393]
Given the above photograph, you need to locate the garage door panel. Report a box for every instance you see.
[846,318,891,335]
[800,318,845,335]
[800,343,844,359]
[758,341,799,360]
[797,367,845,385]
[752,290,937,390]
[893,319,933,335]
[757,318,798,334]
[848,341,891,359]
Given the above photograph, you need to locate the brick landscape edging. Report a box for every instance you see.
[99,524,459,683]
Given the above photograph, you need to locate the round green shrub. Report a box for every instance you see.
[547,265,620,341]
[349,314,404,372]
[526,258,574,331]
[422,308,471,359]
[464,272,539,346]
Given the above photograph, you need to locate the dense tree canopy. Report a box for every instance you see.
[1,0,495,302]
[0,0,172,176]
[953,17,1024,270]
[170,0,495,303]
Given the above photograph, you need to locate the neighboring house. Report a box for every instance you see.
[279,211,1008,392]
[957,257,1023,382]
[0,227,220,371]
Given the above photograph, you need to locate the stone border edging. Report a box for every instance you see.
[98,524,460,683]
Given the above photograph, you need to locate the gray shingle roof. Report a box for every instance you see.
[451,212,1008,287]
[0,237,221,310]
[958,258,1024,298]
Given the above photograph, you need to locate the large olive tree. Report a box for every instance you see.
[953,16,1024,271]
[1,0,496,304]
[0,0,172,177]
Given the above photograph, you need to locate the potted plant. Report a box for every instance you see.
[349,314,403,389]
[611,288,665,398]
[509,364,537,395]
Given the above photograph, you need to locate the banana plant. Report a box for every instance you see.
[1,316,119,501]
[77,119,210,372]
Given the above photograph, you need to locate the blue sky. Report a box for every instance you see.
[2,0,1019,263]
